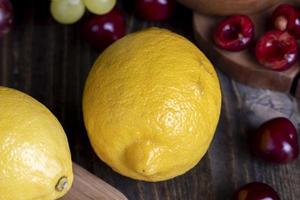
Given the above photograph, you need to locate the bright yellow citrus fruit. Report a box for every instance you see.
[83,28,221,182]
[0,87,73,200]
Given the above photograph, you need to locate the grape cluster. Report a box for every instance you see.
[50,0,116,24]
[49,0,176,50]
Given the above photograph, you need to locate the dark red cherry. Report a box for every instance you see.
[0,0,13,37]
[250,117,299,163]
[82,8,126,51]
[135,0,174,21]
[213,15,254,51]
[233,182,280,200]
[255,30,298,71]
[272,4,300,40]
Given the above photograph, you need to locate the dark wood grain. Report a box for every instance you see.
[1,1,299,199]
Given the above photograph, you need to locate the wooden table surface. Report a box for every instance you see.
[2,1,299,199]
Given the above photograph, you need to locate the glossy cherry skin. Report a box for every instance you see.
[272,4,300,40]
[82,8,126,51]
[250,117,299,163]
[233,182,280,200]
[135,0,174,21]
[255,30,298,71]
[0,0,13,38]
[213,15,254,51]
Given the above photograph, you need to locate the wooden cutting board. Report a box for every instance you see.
[60,163,128,200]
[193,1,300,98]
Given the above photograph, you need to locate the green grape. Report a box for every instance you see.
[83,0,116,15]
[51,0,85,24]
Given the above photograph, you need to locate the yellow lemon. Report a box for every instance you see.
[0,87,73,200]
[83,28,221,182]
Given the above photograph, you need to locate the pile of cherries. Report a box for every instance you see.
[213,5,300,199]
[213,4,300,71]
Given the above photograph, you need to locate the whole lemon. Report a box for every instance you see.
[0,87,73,200]
[83,28,221,182]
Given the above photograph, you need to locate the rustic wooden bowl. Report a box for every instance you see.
[177,0,282,16]
[193,1,300,97]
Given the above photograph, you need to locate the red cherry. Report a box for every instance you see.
[233,182,280,200]
[82,8,126,51]
[135,0,174,21]
[0,0,13,38]
[213,15,254,51]
[250,117,299,163]
[255,30,298,71]
[272,4,300,40]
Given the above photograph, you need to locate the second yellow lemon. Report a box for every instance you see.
[0,87,73,200]
[83,28,221,182]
